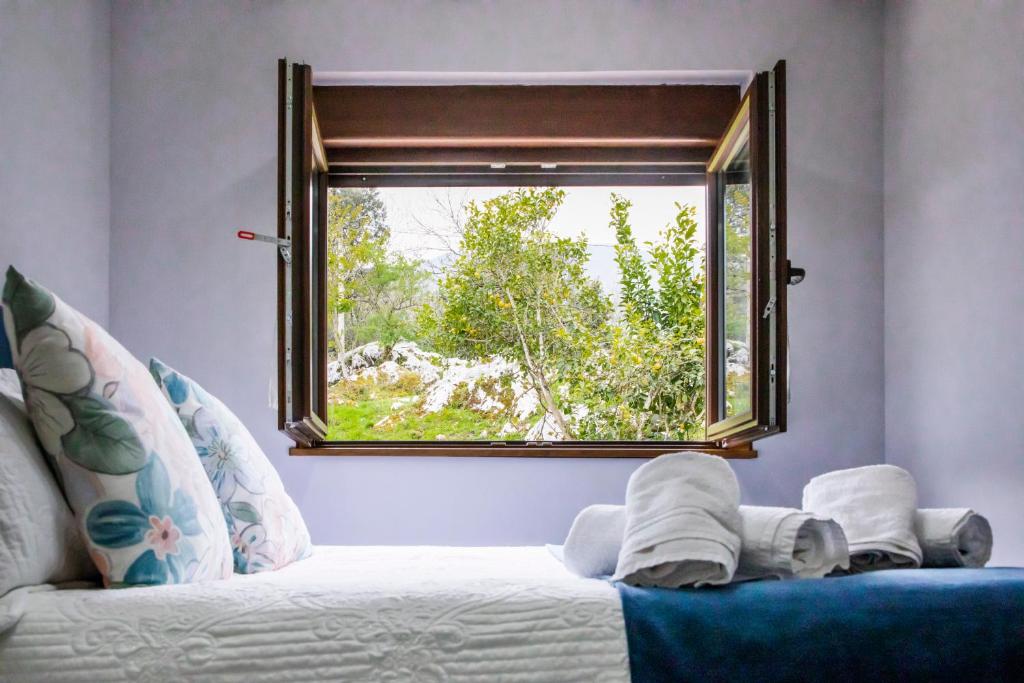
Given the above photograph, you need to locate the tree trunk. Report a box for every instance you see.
[529,369,572,439]
[335,312,347,377]
[502,287,573,438]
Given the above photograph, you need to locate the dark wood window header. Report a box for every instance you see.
[313,84,740,166]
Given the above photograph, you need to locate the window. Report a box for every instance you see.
[278,61,790,457]
[706,64,789,447]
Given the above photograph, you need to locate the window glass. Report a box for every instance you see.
[721,141,752,417]
[309,171,323,415]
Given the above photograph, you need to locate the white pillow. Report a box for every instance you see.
[2,268,233,587]
[0,373,96,600]
[0,367,24,412]
[150,359,312,572]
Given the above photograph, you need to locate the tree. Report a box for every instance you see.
[347,254,432,349]
[326,188,390,355]
[722,181,753,414]
[723,182,752,345]
[418,188,610,437]
[568,196,706,440]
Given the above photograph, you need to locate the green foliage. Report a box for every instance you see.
[723,182,752,344]
[327,187,707,442]
[327,188,431,353]
[348,254,432,349]
[326,381,525,441]
[417,188,610,437]
[611,198,659,325]
[723,181,752,415]
[569,196,706,440]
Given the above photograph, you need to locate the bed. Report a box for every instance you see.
[0,547,629,682]
[3,547,1023,682]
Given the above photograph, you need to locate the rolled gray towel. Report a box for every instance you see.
[915,508,993,568]
[735,506,850,580]
[550,504,626,578]
[612,452,742,588]
[803,465,922,572]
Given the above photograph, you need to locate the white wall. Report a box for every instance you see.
[884,0,1024,564]
[0,0,111,325]
[108,0,886,545]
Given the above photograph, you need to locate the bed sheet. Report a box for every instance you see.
[0,546,629,682]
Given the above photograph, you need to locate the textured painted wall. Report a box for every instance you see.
[109,0,886,545]
[884,1,1024,564]
[0,0,111,325]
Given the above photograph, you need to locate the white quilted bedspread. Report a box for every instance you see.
[0,546,630,682]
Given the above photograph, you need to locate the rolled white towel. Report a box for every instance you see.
[550,504,626,578]
[735,506,850,580]
[612,452,741,588]
[915,508,993,568]
[803,464,922,572]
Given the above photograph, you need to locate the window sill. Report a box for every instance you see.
[289,443,757,459]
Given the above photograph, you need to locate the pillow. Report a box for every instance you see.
[0,379,96,600]
[1,267,232,587]
[150,358,312,572]
[0,367,24,412]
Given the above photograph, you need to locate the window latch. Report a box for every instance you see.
[237,230,292,264]
[786,260,806,286]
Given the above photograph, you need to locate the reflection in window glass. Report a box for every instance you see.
[722,141,752,417]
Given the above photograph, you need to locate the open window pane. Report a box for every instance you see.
[278,59,329,445]
[706,61,787,446]
[324,185,708,443]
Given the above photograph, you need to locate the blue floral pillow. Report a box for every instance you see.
[1,267,233,587]
[149,358,312,572]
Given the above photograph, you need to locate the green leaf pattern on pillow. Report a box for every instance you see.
[150,358,312,573]
[1,266,232,587]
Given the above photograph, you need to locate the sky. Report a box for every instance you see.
[381,185,706,256]
[378,185,706,298]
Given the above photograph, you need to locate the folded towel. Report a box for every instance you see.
[612,452,742,587]
[915,508,993,568]
[802,465,922,572]
[552,504,626,578]
[735,506,850,580]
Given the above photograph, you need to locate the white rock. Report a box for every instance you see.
[327,360,343,384]
[391,341,442,384]
[725,339,750,375]
[390,395,418,410]
[421,355,522,413]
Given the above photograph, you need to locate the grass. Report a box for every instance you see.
[326,376,524,441]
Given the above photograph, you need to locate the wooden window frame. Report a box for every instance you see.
[278,60,330,445]
[279,65,788,458]
[705,62,788,447]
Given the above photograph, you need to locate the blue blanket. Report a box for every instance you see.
[0,311,10,368]
[618,568,1024,683]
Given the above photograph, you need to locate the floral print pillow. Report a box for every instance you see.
[149,358,312,573]
[1,267,233,587]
